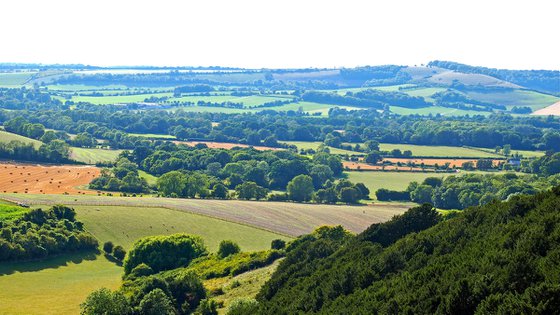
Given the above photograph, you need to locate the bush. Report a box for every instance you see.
[271,239,286,250]
[123,234,208,274]
[80,288,132,315]
[103,241,114,254]
[195,298,219,315]
[217,240,241,259]
[113,245,126,261]
[226,298,259,315]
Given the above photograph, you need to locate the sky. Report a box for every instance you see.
[1,0,558,70]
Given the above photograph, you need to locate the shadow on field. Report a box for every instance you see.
[0,250,99,276]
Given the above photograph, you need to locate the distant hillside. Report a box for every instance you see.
[428,60,560,94]
[255,187,560,314]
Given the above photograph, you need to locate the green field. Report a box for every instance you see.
[172,101,362,115]
[379,143,502,158]
[0,203,28,221]
[70,147,123,164]
[465,89,559,110]
[70,205,290,251]
[468,146,545,158]
[138,170,158,186]
[169,95,295,108]
[346,171,456,198]
[389,105,491,116]
[0,130,43,148]
[0,72,36,87]
[0,253,121,315]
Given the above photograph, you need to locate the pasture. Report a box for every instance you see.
[69,205,290,251]
[465,89,559,110]
[1,194,410,236]
[389,105,490,116]
[70,147,123,164]
[70,92,171,105]
[346,171,457,198]
[0,163,100,195]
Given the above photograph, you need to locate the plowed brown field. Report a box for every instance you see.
[0,163,100,195]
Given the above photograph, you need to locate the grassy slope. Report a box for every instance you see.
[0,130,43,148]
[0,203,28,221]
[465,89,559,110]
[205,259,282,314]
[0,253,121,315]
[346,171,456,198]
[70,147,123,164]
[138,170,158,186]
[70,205,290,251]
[0,204,289,315]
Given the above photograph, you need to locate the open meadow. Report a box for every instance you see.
[70,147,123,164]
[0,130,43,148]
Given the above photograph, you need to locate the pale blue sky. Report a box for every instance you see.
[1,0,558,69]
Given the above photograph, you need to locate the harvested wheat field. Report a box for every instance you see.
[174,140,282,151]
[533,101,560,116]
[0,163,100,195]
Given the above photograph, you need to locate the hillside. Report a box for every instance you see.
[254,187,560,314]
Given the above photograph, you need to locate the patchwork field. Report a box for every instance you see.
[0,71,36,87]
[70,147,123,164]
[0,163,100,195]
[1,194,410,237]
[343,161,426,171]
[280,141,358,155]
[383,157,503,168]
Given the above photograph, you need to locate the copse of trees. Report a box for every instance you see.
[0,205,98,262]
[89,157,149,193]
[0,140,71,164]
[123,233,208,274]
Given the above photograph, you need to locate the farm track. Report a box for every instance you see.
[0,194,409,237]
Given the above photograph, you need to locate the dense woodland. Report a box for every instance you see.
[251,187,560,314]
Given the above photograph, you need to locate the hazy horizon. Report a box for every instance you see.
[1,0,559,70]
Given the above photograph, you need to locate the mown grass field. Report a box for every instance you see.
[0,253,121,315]
[0,130,43,148]
[468,146,545,158]
[70,205,290,251]
[345,171,456,198]
[138,170,158,186]
[70,147,123,164]
[1,194,409,236]
[379,143,501,158]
